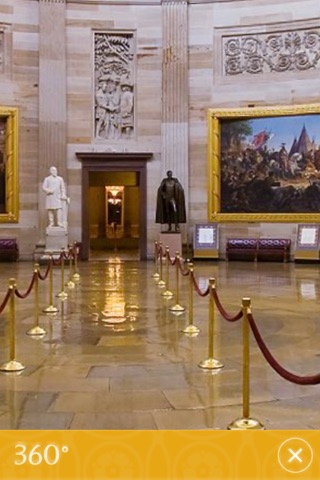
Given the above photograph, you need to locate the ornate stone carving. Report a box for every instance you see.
[223,28,320,75]
[94,32,135,140]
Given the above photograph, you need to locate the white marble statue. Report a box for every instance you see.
[42,166,69,228]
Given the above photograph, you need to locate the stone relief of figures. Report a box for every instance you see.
[94,32,135,140]
[223,28,320,76]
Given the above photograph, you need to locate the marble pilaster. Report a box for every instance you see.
[161,0,189,217]
[37,0,68,249]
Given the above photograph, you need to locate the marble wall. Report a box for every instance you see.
[0,0,320,259]
[0,0,39,259]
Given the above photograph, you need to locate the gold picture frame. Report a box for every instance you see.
[208,104,320,222]
[0,106,18,223]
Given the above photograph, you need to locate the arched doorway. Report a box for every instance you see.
[76,152,153,260]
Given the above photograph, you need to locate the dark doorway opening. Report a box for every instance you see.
[76,152,153,261]
[89,171,139,260]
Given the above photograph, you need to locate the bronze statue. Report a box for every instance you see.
[155,170,186,232]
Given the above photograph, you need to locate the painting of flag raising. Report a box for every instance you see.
[218,110,320,215]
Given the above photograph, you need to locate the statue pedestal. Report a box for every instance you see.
[45,226,68,252]
[34,227,68,263]
[159,233,182,258]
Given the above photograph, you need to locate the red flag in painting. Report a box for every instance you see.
[252,131,269,150]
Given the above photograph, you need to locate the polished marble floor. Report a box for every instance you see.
[0,256,320,430]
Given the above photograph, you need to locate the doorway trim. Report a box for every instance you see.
[76,152,153,260]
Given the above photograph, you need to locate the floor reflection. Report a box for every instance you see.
[0,259,319,429]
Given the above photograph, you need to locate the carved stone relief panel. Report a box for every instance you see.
[94,32,135,141]
[223,28,320,76]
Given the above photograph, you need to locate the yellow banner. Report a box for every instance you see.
[0,430,319,479]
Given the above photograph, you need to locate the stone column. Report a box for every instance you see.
[38,0,67,243]
[36,0,68,255]
[161,0,189,213]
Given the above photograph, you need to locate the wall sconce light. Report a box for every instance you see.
[107,186,124,205]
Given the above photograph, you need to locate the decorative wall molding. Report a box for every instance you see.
[223,28,320,76]
[94,32,135,141]
[40,0,66,4]
[162,0,187,4]
[66,0,160,4]
[65,0,250,4]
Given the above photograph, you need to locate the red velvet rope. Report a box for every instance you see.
[172,256,178,266]
[0,289,11,314]
[38,261,51,281]
[15,273,37,299]
[177,257,190,276]
[248,312,320,385]
[211,289,243,322]
[71,243,78,256]
[165,249,176,266]
[63,249,72,261]
[52,253,63,266]
[158,244,165,258]
[191,271,209,297]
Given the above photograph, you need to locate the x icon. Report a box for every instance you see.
[278,438,313,473]
[288,448,302,463]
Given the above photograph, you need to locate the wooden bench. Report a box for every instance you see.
[226,238,290,262]
[226,238,258,262]
[0,238,19,261]
[257,238,291,262]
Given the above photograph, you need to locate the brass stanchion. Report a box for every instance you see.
[0,278,26,372]
[27,264,46,336]
[66,245,75,289]
[56,249,68,299]
[152,241,160,280]
[162,246,173,297]
[198,278,224,370]
[182,263,200,335]
[228,298,265,430]
[157,242,165,287]
[43,255,59,313]
[72,241,80,281]
[169,252,185,312]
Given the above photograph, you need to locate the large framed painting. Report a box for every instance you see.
[208,104,320,222]
[0,107,18,222]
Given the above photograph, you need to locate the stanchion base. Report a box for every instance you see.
[162,290,173,297]
[182,324,200,334]
[152,273,160,279]
[157,280,166,287]
[169,304,185,312]
[227,417,265,430]
[56,291,68,299]
[27,325,46,336]
[72,273,80,281]
[43,305,59,313]
[0,360,26,372]
[198,358,224,370]
[170,310,184,317]
[67,280,75,289]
